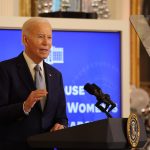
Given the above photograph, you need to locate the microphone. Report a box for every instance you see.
[84,83,95,95]
[91,83,110,106]
[84,83,102,98]
[84,83,116,112]
[91,83,104,99]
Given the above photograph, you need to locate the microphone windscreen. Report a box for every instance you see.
[92,83,101,91]
[84,83,95,95]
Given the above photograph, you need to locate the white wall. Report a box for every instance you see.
[0,0,19,16]
[108,0,130,20]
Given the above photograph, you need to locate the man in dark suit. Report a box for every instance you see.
[0,17,68,150]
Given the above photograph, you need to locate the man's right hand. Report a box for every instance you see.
[23,89,48,113]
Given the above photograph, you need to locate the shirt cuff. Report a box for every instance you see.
[23,101,30,115]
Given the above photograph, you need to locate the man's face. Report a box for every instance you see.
[23,22,52,63]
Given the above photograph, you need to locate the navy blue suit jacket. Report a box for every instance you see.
[0,53,68,149]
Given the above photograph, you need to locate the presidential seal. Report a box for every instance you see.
[127,113,140,148]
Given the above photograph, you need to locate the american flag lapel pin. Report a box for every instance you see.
[49,73,52,77]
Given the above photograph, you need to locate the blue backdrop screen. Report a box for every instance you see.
[0,29,121,127]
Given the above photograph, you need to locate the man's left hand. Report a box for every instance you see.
[50,123,65,132]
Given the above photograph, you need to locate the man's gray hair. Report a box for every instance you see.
[22,17,51,35]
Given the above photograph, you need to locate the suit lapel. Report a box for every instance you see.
[43,62,54,113]
[16,53,35,91]
[16,53,55,113]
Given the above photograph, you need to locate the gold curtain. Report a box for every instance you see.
[130,0,142,87]
[19,0,31,16]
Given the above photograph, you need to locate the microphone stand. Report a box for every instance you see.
[95,101,112,118]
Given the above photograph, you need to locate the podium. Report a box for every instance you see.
[28,118,147,149]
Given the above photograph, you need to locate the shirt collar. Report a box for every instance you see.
[23,51,44,71]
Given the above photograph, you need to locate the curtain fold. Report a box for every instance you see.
[130,0,142,87]
[19,0,31,16]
